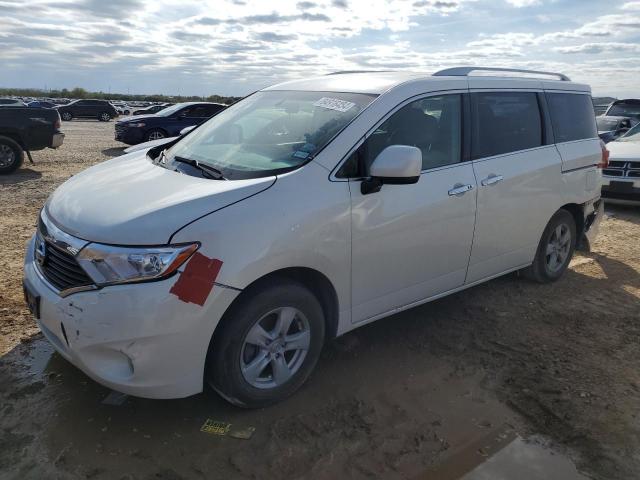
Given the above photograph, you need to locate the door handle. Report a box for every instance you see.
[481,174,504,186]
[448,183,474,196]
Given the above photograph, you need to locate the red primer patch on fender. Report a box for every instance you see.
[170,252,223,306]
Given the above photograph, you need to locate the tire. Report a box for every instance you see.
[206,279,326,408]
[0,136,24,175]
[523,209,576,283]
[124,110,130,116]
[146,129,166,141]
[98,112,111,122]
[61,111,73,121]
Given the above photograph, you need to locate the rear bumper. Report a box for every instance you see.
[581,199,604,251]
[51,132,64,149]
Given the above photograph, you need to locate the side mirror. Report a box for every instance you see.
[361,145,422,195]
[179,125,196,136]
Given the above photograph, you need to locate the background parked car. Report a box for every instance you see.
[601,123,640,205]
[131,103,172,116]
[112,103,132,116]
[597,116,632,143]
[27,100,56,109]
[0,98,26,106]
[0,106,64,174]
[56,99,118,122]
[604,99,640,127]
[115,102,226,145]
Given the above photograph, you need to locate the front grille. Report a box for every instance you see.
[38,240,94,291]
[115,124,126,136]
[602,160,640,179]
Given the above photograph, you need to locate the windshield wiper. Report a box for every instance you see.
[173,156,226,180]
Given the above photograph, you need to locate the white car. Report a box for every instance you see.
[112,103,131,116]
[23,67,604,407]
[601,123,640,205]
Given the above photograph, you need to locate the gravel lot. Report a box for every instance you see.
[1,120,639,479]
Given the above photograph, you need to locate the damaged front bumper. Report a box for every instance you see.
[23,235,240,399]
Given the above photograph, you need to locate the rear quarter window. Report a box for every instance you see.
[546,93,597,143]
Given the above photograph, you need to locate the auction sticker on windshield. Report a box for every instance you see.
[313,97,355,112]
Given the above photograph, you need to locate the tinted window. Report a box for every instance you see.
[547,93,597,143]
[471,92,542,158]
[340,94,462,176]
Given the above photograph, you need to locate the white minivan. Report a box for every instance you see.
[24,67,605,407]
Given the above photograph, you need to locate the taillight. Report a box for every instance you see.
[54,118,61,130]
[598,140,609,169]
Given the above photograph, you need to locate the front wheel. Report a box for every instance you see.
[206,280,325,408]
[146,129,166,141]
[61,111,73,121]
[524,209,576,283]
[98,112,111,122]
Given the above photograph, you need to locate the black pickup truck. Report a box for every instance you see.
[0,106,64,174]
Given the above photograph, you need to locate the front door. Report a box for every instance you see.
[346,94,478,323]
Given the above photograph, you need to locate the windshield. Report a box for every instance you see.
[164,90,376,179]
[608,103,640,119]
[157,103,188,117]
[618,123,640,142]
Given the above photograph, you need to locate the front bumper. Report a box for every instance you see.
[50,132,64,149]
[601,177,640,205]
[114,125,145,145]
[23,235,240,399]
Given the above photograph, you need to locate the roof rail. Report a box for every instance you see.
[433,66,570,81]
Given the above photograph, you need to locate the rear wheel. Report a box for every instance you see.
[0,136,24,175]
[524,209,576,283]
[61,111,73,121]
[206,280,325,408]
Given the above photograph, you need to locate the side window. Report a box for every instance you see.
[546,93,597,143]
[338,94,462,177]
[202,104,224,117]
[471,92,542,159]
[183,106,210,118]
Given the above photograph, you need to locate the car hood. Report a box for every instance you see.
[46,151,276,245]
[118,113,158,122]
[607,140,640,160]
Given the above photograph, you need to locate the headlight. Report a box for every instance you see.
[127,122,146,128]
[76,243,199,286]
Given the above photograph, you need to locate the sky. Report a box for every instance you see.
[1,0,639,98]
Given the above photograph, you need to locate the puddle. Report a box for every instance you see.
[462,436,589,480]
[26,339,55,376]
[421,427,589,480]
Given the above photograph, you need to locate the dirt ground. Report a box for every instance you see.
[1,121,639,480]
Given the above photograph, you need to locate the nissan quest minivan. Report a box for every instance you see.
[24,67,605,407]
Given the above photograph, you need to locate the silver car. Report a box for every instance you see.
[24,67,604,407]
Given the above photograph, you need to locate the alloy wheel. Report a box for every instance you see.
[240,307,311,389]
[545,223,571,273]
[148,130,165,140]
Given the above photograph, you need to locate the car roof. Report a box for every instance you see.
[263,70,589,95]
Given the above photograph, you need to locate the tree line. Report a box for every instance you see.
[0,86,243,104]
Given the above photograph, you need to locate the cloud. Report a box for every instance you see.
[555,42,640,54]
[504,0,540,6]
